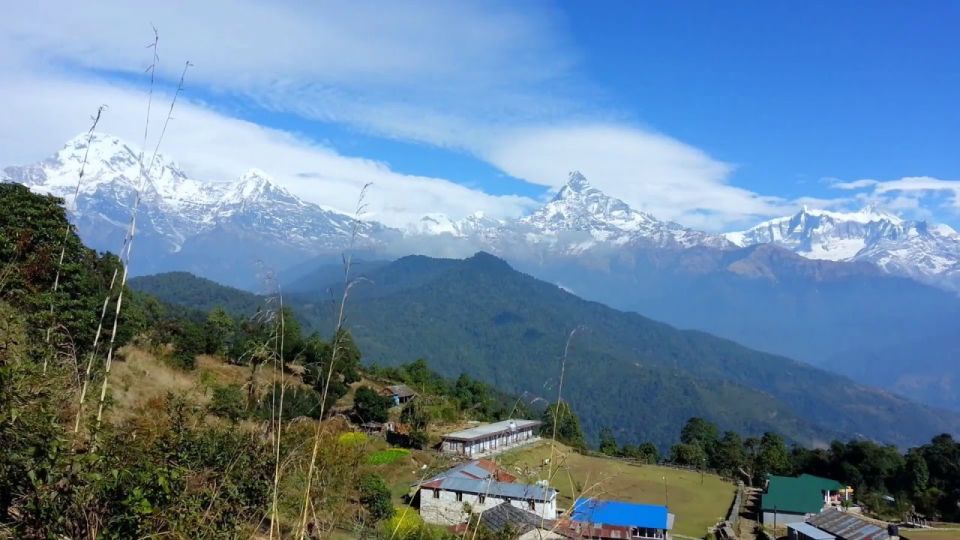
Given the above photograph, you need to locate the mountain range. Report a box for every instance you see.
[7,133,960,412]
[130,254,960,450]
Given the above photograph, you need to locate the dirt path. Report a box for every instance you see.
[737,487,761,540]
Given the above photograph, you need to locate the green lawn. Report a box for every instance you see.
[498,441,735,538]
[902,529,960,540]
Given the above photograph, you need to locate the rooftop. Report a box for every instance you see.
[424,476,556,502]
[806,509,890,540]
[422,459,515,484]
[762,474,844,514]
[789,522,837,540]
[478,502,553,534]
[442,419,542,441]
[571,498,673,530]
[381,384,416,398]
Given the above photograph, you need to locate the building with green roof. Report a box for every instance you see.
[761,474,845,526]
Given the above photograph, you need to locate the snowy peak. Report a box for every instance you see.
[516,171,729,250]
[2,132,379,256]
[727,205,960,289]
[552,170,595,200]
[221,168,297,205]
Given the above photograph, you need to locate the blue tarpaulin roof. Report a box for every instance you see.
[572,498,670,529]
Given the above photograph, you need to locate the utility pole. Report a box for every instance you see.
[663,476,669,508]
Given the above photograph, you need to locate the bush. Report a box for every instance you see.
[353,385,392,423]
[253,384,324,420]
[359,473,394,522]
[209,384,246,421]
[367,448,410,465]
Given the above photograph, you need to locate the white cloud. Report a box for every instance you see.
[0,0,579,150]
[0,71,536,227]
[483,124,790,230]
[873,177,960,203]
[1,0,884,232]
[829,178,878,190]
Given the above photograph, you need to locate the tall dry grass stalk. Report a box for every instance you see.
[43,105,107,375]
[296,183,371,540]
[269,284,287,539]
[548,326,582,482]
[93,54,193,430]
[74,27,163,433]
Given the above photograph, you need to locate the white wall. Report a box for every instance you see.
[762,510,808,526]
[419,487,557,526]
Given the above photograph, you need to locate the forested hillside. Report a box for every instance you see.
[134,252,960,449]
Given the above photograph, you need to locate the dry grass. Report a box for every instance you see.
[499,440,735,538]
[106,346,305,423]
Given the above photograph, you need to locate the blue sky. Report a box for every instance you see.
[1,1,958,229]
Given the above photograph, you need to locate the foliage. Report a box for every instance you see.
[209,384,246,421]
[369,359,531,424]
[128,272,262,316]
[599,427,619,456]
[400,399,429,431]
[288,253,960,449]
[353,385,391,423]
[253,383,325,420]
[338,432,369,447]
[203,307,236,355]
[670,442,707,467]
[0,184,140,364]
[358,473,393,522]
[366,448,410,465]
[542,401,586,450]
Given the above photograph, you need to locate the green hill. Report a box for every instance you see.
[132,253,960,449]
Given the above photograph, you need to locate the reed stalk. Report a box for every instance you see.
[94,58,192,429]
[43,105,107,375]
[296,183,370,540]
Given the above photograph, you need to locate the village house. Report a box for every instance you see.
[454,502,565,540]
[789,508,893,540]
[441,419,542,457]
[418,459,558,526]
[379,384,416,406]
[761,474,849,525]
[558,498,675,540]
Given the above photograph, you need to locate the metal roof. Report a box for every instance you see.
[438,477,556,502]
[762,475,843,514]
[442,419,542,441]
[789,522,837,540]
[383,384,416,398]
[478,502,549,534]
[806,509,890,540]
[426,461,494,482]
[571,498,672,530]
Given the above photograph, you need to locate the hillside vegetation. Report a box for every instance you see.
[134,253,960,449]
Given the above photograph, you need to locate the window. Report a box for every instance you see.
[455,491,463,502]
[432,489,440,499]
[478,494,486,504]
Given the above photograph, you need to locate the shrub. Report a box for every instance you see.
[209,384,246,421]
[359,473,394,522]
[353,385,391,423]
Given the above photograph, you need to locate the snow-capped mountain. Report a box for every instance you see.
[1,133,383,284]
[519,172,731,250]
[405,172,732,255]
[7,133,960,293]
[726,205,960,290]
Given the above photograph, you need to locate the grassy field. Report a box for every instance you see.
[903,529,960,540]
[498,441,736,538]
